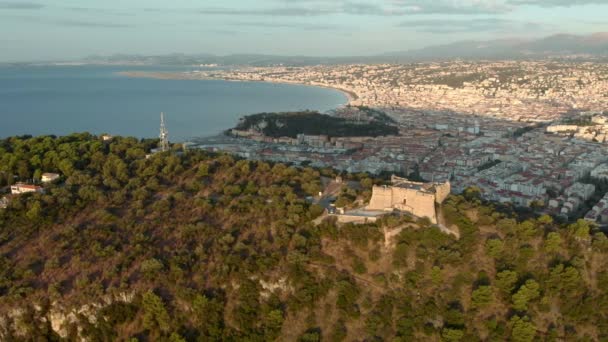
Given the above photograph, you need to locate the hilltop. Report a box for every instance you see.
[0,134,608,341]
[231,111,399,139]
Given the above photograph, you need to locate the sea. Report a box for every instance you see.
[0,65,347,142]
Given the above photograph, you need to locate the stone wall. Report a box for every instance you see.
[367,186,394,210]
[367,186,440,223]
[397,190,437,223]
[435,181,451,204]
[334,214,379,224]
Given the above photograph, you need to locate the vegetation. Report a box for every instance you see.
[428,72,485,88]
[563,115,595,127]
[1,134,608,341]
[232,111,399,138]
[513,125,538,137]
[346,106,398,125]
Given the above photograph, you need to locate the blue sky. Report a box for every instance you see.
[1,0,607,61]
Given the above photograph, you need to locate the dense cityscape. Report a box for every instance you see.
[172,61,608,224]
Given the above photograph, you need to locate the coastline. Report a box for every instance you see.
[116,71,358,106]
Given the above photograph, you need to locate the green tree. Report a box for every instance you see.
[197,163,210,177]
[191,294,224,339]
[141,291,171,333]
[568,219,591,241]
[485,238,504,259]
[495,270,518,296]
[26,201,42,221]
[336,278,360,318]
[537,214,553,225]
[431,266,443,286]
[168,333,186,342]
[298,330,321,342]
[263,309,285,339]
[512,280,540,311]
[442,327,465,341]
[471,286,494,309]
[352,258,367,274]
[33,169,42,181]
[592,232,608,252]
[510,316,536,342]
[463,186,481,201]
[547,264,583,296]
[516,221,537,239]
[140,258,164,279]
[544,232,562,253]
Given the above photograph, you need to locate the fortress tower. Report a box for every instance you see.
[366,175,451,224]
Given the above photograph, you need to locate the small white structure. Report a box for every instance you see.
[548,199,560,209]
[41,173,60,183]
[0,196,9,209]
[101,134,113,141]
[11,183,44,195]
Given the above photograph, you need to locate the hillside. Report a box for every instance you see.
[1,134,608,341]
[232,112,399,139]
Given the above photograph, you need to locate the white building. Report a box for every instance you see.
[11,183,44,195]
[41,173,60,183]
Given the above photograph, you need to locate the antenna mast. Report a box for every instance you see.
[159,112,169,152]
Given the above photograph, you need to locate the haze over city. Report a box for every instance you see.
[2,0,608,61]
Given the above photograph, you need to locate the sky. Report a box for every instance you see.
[1,0,607,62]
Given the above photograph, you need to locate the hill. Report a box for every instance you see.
[1,134,608,341]
[232,111,399,139]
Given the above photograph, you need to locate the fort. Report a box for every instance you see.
[366,176,451,224]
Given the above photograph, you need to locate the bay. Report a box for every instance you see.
[0,65,347,141]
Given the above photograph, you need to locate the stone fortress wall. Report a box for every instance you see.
[434,181,451,204]
[366,176,451,224]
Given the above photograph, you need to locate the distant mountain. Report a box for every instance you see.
[62,32,608,67]
[390,32,608,60]
[520,33,608,55]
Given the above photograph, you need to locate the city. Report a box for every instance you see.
[176,61,608,225]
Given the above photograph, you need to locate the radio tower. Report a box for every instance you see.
[159,112,169,152]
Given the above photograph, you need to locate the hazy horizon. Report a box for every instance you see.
[1,0,608,62]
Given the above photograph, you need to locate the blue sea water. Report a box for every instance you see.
[0,65,347,141]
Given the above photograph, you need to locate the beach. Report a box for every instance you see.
[117,70,358,105]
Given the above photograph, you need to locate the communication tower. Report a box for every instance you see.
[159,112,169,152]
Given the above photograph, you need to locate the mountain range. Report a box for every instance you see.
[24,32,608,66]
[389,32,608,60]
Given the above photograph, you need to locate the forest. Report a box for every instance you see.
[0,134,607,341]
